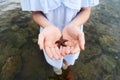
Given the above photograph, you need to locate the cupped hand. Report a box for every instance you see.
[61,26,85,56]
[38,26,62,60]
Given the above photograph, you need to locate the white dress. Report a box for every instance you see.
[20,0,99,69]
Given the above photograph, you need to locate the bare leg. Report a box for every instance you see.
[62,59,70,70]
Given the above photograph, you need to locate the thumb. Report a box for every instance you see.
[38,33,45,49]
[78,32,85,50]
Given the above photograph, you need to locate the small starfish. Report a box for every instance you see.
[55,36,68,48]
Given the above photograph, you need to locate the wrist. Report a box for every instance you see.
[42,23,54,28]
[65,24,79,29]
[66,23,81,28]
[66,24,74,28]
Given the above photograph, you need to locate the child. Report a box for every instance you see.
[20,0,99,75]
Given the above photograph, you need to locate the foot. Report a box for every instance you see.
[62,60,70,70]
[53,67,62,75]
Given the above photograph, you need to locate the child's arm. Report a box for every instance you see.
[32,11,54,28]
[32,11,62,60]
[67,7,91,27]
[61,7,91,55]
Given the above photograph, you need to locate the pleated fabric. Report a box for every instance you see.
[20,0,99,13]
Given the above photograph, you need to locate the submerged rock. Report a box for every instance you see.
[99,35,118,53]
[0,56,22,80]
[0,0,120,80]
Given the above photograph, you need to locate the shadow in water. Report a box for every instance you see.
[48,68,76,80]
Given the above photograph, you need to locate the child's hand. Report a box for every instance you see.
[61,26,85,56]
[38,26,62,60]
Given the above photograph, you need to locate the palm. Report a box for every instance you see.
[38,26,62,59]
[61,26,85,55]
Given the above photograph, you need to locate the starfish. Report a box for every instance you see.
[55,36,68,48]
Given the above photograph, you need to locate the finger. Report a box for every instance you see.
[78,32,85,50]
[70,46,74,54]
[38,33,45,49]
[45,47,53,59]
[60,46,63,55]
[71,44,80,54]
[65,46,70,55]
[50,47,59,60]
[54,46,62,59]
[61,47,66,56]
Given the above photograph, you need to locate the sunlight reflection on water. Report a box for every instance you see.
[0,0,20,15]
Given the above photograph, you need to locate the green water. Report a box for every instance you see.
[0,0,120,80]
